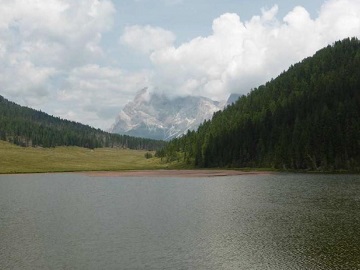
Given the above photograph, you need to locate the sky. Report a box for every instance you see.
[1,0,360,130]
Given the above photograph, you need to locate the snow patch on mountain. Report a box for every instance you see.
[109,88,229,140]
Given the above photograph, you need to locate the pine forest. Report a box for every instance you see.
[159,38,360,172]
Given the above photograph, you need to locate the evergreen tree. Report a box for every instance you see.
[159,38,360,172]
[0,96,166,150]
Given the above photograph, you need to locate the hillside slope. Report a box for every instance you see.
[161,38,360,171]
[0,96,165,150]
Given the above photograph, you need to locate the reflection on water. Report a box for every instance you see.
[0,173,359,269]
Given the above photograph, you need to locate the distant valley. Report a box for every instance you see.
[0,95,164,150]
[1,38,359,173]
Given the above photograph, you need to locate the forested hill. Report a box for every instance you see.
[160,38,360,172]
[0,96,165,150]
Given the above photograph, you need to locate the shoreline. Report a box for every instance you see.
[82,169,274,178]
[1,169,356,176]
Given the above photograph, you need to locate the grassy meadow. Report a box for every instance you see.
[0,140,169,174]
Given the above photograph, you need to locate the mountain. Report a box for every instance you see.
[226,93,241,105]
[160,38,360,172]
[109,88,228,140]
[0,95,165,150]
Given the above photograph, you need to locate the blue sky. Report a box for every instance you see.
[0,0,359,129]
[110,0,324,70]
[114,0,324,43]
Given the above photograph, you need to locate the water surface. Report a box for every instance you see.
[1,173,359,269]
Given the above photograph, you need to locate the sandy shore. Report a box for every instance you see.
[83,170,272,178]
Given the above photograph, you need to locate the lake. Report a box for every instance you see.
[0,173,359,269]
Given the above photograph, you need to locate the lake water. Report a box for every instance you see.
[0,173,359,270]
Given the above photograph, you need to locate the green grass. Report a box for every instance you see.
[0,140,169,174]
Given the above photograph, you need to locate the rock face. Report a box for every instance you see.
[109,88,227,140]
[226,93,241,105]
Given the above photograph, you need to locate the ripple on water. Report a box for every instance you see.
[0,173,360,269]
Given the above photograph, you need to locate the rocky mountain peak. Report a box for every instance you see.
[109,89,228,141]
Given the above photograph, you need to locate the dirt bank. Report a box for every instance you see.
[83,170,273,178]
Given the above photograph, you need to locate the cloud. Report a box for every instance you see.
[0,0,115,65]
[0,61,56,106]
[1,0,360,131]
[121,25,176,54]
[133,0,183,5]
[56,65,152,129]
[0,0,115,102]
[129,0,360,101]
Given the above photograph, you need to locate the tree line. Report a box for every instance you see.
[0,96,165,150]
[158,38,360,172]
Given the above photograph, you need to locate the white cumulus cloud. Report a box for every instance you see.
[0,0,115,102]
[1,0,360,130]
[129,0,360,101]
[121,25,176,54]
[56,65,152,129]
